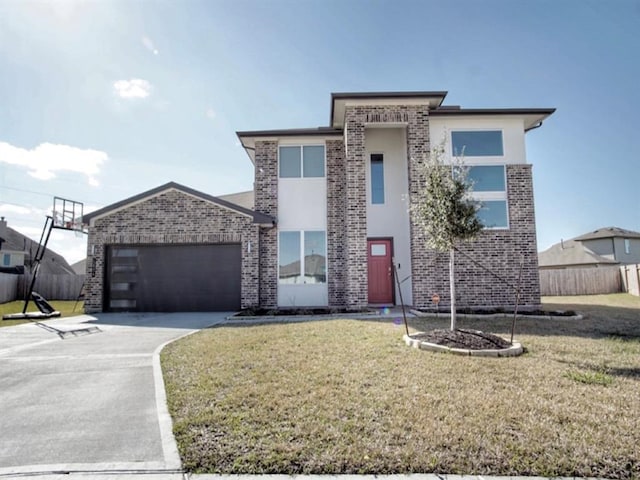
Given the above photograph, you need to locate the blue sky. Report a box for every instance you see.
[1,0,639,264]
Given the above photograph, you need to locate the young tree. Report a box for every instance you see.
[412,142,483,330]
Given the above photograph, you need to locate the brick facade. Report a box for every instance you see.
[410,164,541,309]
[84,189,259,313]
[326,139,347,306]
[322,105,540,310]
[253,140,278,308]
[342,105,433,310]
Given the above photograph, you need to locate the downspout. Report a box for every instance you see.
[525,121,543,133]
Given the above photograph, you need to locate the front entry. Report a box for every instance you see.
[367,238,394,304]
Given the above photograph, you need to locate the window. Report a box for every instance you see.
[477,201,508,229]
[279,145,325,178]
[465,165,509,229]
[452,130,504,157]
[370,154,385,204]
[625,239,631,255]
[279,230,326,284]
[2,254,10,266]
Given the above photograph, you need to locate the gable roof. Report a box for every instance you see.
[0,225,76,275]
[573,226,640,242]
[538,239,619,268]
[82,182,275,226]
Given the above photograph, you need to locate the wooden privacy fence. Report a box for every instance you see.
[539,266,622,296]
[620,264,640,297]
[0,273,20,303]
[15,274,86,301]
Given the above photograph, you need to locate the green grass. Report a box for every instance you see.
[162,294,640,478]
[0,300,84,327]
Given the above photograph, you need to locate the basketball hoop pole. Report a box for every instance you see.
[4,197,88,320]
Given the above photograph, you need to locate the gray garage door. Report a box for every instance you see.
[105,244,241,312]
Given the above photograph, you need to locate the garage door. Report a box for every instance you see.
[105,244,241,312]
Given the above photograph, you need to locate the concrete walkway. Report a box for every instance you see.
[0,312,227,478]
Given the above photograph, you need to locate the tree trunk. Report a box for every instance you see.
[449,248,456,331]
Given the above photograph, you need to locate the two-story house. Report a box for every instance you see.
[83,91,554,313]
[539,226,640,269]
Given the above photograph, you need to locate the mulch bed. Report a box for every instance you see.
[411,328,512,350]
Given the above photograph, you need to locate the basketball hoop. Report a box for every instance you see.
[52,197,87,235]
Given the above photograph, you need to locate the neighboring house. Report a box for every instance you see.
[83,90,554,313]
[0,217,75,275]
[71,259,87,275]
[539,227,640,269]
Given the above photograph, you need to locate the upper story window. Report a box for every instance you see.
[2,254,10,266]
[460,165,509,229]
[452,130,504,157]
[279,145,325,178]
[370,153,385,204]
[624,238,631,254]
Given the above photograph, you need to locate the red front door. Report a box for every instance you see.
[367,239,393,304]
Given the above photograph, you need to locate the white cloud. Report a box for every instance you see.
[0,204,31,216]
[142,36,159,55]
[113,78,152,99]
[205,108,216,119]
[0,142,107,186]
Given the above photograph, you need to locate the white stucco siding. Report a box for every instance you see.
[429,116,527,165]
[364,126,413,306]
[277,141,328,307]
[278,178,326,229]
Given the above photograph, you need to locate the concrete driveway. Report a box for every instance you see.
[0,312,227,477]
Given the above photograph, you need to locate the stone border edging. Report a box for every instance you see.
[404,333,524,357]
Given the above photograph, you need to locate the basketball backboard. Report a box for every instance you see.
[52,197,86,232]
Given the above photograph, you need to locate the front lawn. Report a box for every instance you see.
[162,297,640,478]
[0,300,84,327]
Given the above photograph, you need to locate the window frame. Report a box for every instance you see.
[369,152,385,205]
[464,164,509,230]
[451,129,505,158]
[278,144,326,179]
[624,238,631,255]
[278,229,327,285]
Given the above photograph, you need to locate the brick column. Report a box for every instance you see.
[344,107,368,309]
[254,140,278,308]
[326,139,347,307]
[406,106,433,308]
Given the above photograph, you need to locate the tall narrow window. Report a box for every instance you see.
[624,238,631,255]
[279,231,302,283]
[370,154,385,204]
